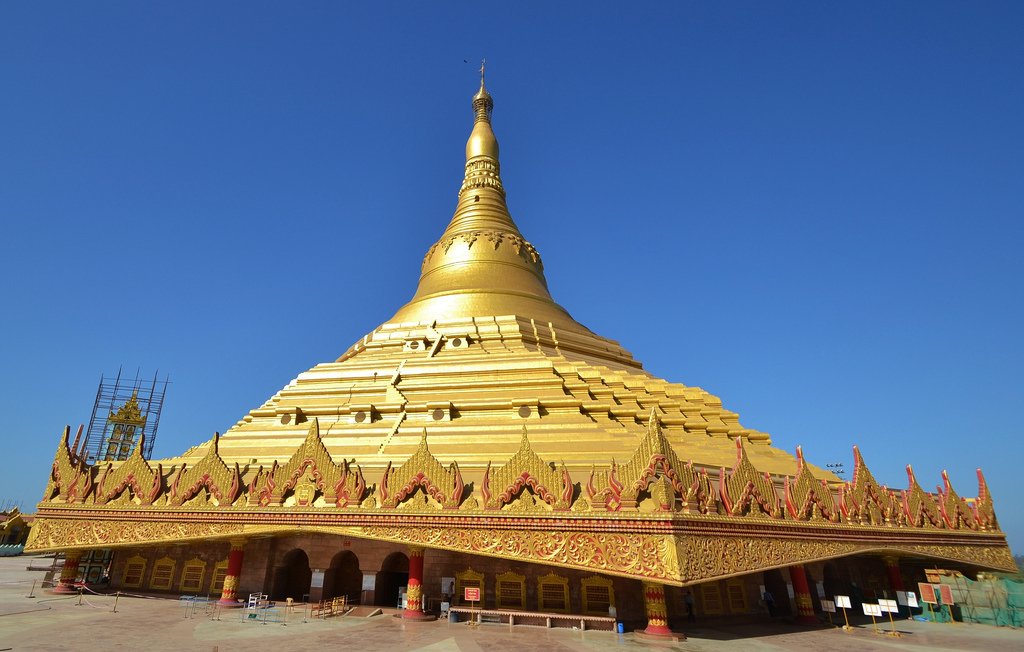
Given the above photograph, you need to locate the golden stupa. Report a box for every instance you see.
[29,72,1013,627]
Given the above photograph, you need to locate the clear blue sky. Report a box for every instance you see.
[2,3,1021,553]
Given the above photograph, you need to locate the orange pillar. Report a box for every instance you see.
[403,545,428,619]
[218,538,246,606]
[53,549,83,594]
[642,582,674,636]
[789,565,817,624]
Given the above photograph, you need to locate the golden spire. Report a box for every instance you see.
[386,70,587,332]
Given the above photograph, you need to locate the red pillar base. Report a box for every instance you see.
[400,610,436,621]
[51,583,80,594]
[217,598,243,607]
[634,629,686,642]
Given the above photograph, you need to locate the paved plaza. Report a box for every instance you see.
[0,557,1021,651]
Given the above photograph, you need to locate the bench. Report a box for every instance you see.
[448,606,616,631]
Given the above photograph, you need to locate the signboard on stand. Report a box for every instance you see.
[918,583,937,604]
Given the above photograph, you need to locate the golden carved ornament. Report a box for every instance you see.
[901,465,943,529]
[380,430,464,509]
[839,446,899,526]
[94,433,162,506]
[252,419,365,508]
[108,391,146,426]
[359,524,680,583]
[169,432,241,507]
[784,446,838,522]
[26,517,244,551]
[481,425,572,510]
[677,535,1016,584]
[719,438,782,518]
[937,470,977,531]
[45,425,94,504]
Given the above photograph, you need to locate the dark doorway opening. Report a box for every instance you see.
[323,550,362,603]
[272,548,312,602]
[374,551,409,607]
[762,568,792,617]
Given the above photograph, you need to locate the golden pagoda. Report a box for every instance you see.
[29,71,1014,634]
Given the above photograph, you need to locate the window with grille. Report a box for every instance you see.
[180,559,206,593]
[581,575,615,615]
[537,573,569,613]
[455,568,485,605]
[149,558,175,590]
[122,556,146,589]
[725,579,748,613]
[495,571,525,609]
[700,582,723,615]
[210,560,229,594]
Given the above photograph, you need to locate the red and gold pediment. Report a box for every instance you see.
[95,433,162,506]
[480,426,573,511]
[719,438,782,518]
[379,430,464,509]
[45,425,93,504]
[839,446,898,526]
[784,446,839,522]
[169,433,241,507]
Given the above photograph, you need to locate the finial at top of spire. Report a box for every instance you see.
[472,58,493,122]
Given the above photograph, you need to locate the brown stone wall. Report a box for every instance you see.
[108,541,231,596]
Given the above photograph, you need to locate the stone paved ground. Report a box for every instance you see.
[1,557,1021,651]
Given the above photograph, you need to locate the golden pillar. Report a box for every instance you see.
[642,581,673,636]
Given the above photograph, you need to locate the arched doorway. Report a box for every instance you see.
[762,568,792,617]
[323,551,362,603]
[374,552,408,607]
[272,549,312,602]
[823,561,848,601]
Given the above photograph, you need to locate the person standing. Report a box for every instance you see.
[763,589,776,617]
[683,590,695,623]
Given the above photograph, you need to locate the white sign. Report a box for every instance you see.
[786,583,795,598]
[879,599,899,613]
[362,573,376,591]
[820,599,836,613]
[815,581,826,598]
[862,603,883,617]
[906,592,919,608]
[310,569,325,589]
[835,595,852,609]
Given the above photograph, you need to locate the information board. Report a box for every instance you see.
[835,595,852,609]
[464,587,481,602]
[918,583,937,604]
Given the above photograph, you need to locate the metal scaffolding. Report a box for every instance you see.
[80,368,170,463]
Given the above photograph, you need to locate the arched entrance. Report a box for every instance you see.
[374,552,408,607]
[762,568,792,617]
[323,551,362,603]
[272,548,312,602]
